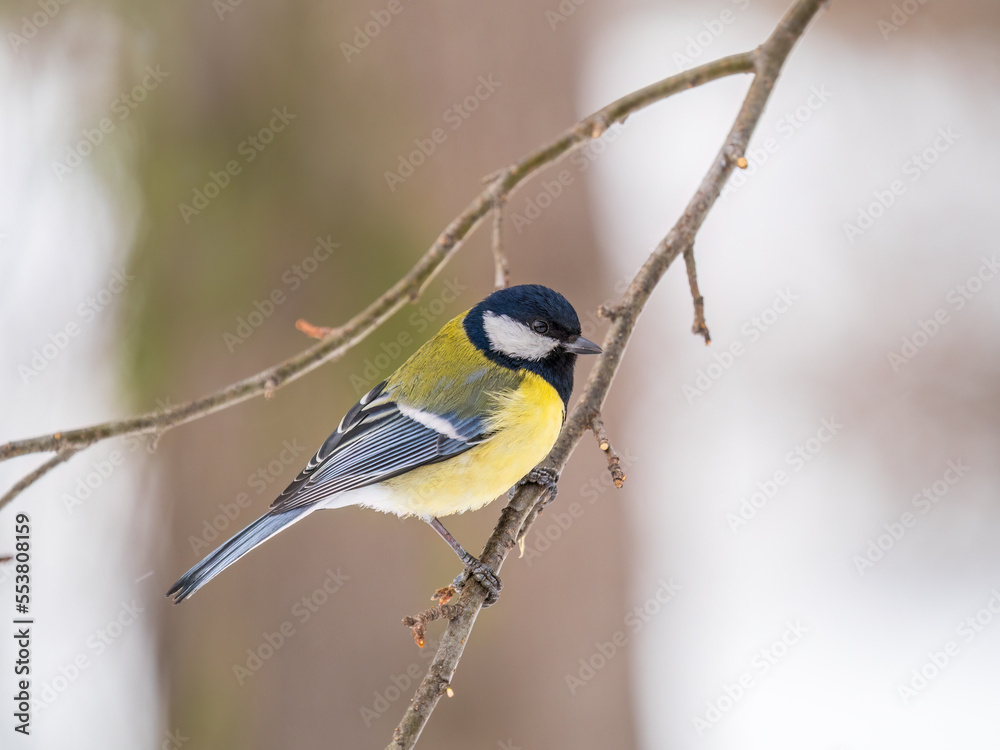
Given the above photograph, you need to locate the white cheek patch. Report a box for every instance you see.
[482,311,560,360]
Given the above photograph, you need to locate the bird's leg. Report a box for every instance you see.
[427,517,503,607]
[509,465,560,505]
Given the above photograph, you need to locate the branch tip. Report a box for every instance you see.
[590,415,626,489]
[683,247,712,345]
[431,585,456,605]
[597,303,622,321]
[402,603,464,648]
[295,318,336,340]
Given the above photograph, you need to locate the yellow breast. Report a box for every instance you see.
[384,372,565,517]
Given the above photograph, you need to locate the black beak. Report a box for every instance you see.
[563,335,602,355]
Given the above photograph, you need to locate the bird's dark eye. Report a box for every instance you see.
[531,320,549,334]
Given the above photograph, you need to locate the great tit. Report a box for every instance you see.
[167,284,601,605]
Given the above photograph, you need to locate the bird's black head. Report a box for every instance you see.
[464,284,601,407]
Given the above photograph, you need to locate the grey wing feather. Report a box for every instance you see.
[268,381,490,513]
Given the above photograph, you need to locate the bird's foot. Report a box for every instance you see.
[450,555,503,607]
[509,466,560,503]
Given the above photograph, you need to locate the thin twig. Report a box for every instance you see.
[0,52,758,512]
[0,448,82,513]
[295,319,338,340]
[683,246,711,345]
[402,604,464,648]
[386,2,825,747]
[490,192,509,290]
[597,303,623,321]
[590,414,626,489]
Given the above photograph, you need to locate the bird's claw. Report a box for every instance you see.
[451,557,503,607]
[509,466,560,503]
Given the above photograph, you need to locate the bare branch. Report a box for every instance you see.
[590,414,626,489]
[684,246,711,345]
[0,51,758,510]
[490,192,509,290]
[0,448,81,513]
[402,604,465,649]
[386,1,826,747]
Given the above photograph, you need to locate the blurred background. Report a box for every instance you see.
[1,0,998,748]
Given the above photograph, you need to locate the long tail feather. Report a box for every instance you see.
[167,506,313,604]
